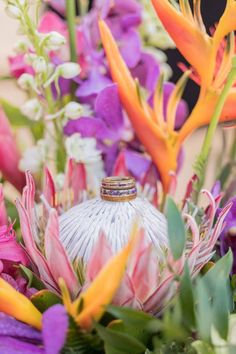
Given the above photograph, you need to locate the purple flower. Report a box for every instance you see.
[218,197,236,274]
[0,305,68,354]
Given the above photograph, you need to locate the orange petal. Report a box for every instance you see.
[99,20,177,191]
[220,88,236,123]
[178,88,236,143]
[74,225,139,330]
[0,278,42,330]
[213,0,236,50]
[151,0,213,86]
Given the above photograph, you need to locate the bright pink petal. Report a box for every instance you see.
[43,167,56,209]
[0,109,25,191]
[0,185,7,226]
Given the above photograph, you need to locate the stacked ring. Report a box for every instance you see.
[100,176,137,202]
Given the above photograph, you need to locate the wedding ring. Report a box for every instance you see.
[100,176,137,202]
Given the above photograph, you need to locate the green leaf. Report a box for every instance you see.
[0,98,31,126]
[0,98,44,139]
[165,196,186,260]
[179,264,196,329]
[31,289,62,312]
[191,340,214,354]
[94,322,146,354]
[212,281,229,340]
[20,265,46,290]
[218,162,232,188]
[195,278,212,341]
[202,250,233,289]
[107,306,154,329]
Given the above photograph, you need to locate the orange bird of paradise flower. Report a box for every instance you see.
[99,0,236,192]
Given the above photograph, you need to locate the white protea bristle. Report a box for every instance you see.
[59,195,168,263]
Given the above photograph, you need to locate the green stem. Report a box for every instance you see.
[230,129,236,160]
[193,57,236,200]
[66,0,77,63]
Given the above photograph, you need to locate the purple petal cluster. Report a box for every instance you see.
[0,305,68,354]
[218,196,236,274]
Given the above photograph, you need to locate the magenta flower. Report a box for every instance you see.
[0,109,25,191]
[218,196,236,274]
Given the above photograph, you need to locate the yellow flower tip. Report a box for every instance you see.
[0,278,42,330]
[59,277,74,315]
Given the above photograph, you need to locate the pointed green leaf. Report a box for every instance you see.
[31,290,62,312]
[165,196,186,260]
[179,264,196,329]
[94,322,146,354]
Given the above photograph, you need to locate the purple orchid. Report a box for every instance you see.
[0,304,68,354]
[218,196,236,274]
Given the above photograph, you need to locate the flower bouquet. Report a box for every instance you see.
[0,0,236,353]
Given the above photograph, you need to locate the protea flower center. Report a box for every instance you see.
[59,176,168,262]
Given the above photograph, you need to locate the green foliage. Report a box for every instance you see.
[20,265,46,290]
[165,196,186,260]
[63,318,103,353]
[179,265,196,330]
[0,98,44,139]
[31,290,62,312]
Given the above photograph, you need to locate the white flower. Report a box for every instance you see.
[64,102,84,119]
[44,63,80,88]
[17,73,40,93]
[13,38,31,53]
[21,99,43,121]
[19,140,48,173]
[58,63,81,79]
[5,4,21,19]
[65,134,101,164]
[39,31,66,50]
[33,57,47,74]
[65,134,105,193]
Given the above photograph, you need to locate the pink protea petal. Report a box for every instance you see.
[16,198,58,292]
[113,273,142,309]
[143,273,176,314]
[44,209,79,297]
[43,167,56,210]
[128,234,159,301]
[64,159,87,206]
[0,185,7,226]
[86,232,113,281]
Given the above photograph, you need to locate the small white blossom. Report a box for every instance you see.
[13,38,31,53]
[19,140,48,173]
[44,62,80,89]
[58,63,81,79]
[34,57,47,73]
[64,102,84,119]
[21,98,43,121]
[17,73,40,93]
[65,134,101,164]
[5,5,21,19]
[39,31,66,50]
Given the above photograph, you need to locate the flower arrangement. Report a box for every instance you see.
[0,0,236,353]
